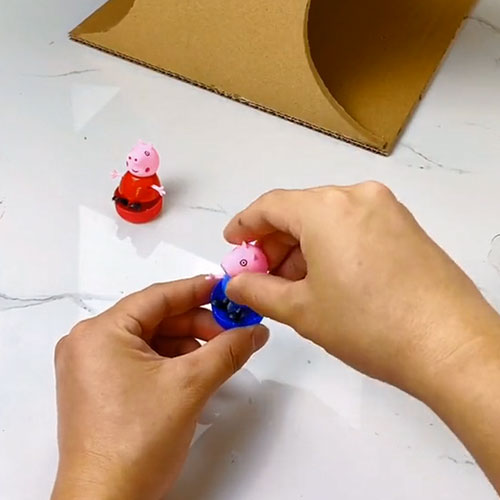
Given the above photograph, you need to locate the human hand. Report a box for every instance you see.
[51,276,269,500]
[223,183,500,397]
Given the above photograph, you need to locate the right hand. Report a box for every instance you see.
[224,183,500,397]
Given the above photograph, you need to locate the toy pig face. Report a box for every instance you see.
[126,141,160,177]
[221,243,269,277]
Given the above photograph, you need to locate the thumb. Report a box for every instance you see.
[190,324,269,393]
[226,272,297,324]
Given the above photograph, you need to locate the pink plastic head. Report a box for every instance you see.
[126,140,160,177]
[221,242,269,277]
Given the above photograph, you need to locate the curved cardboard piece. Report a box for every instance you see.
[307,0,476,147]
[71,0,475,154]
[72,0,384,150]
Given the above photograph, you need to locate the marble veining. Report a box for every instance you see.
[0,292,114,313]
[26,69,100,79]
[488,235,500,276]
[469,16,500,35]
[400,143,471,174]
[188,204,228,214]
[441,455,476,466]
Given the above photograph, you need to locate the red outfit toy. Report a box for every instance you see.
[112,141,165,224]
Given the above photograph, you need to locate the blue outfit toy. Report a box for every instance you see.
[211,275,263,330]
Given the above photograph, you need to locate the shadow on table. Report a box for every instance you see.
[166,372,309,500]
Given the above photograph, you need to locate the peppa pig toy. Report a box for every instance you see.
[211,242,269,330]
[112,140,166,224]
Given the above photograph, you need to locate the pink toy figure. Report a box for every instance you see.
[112,140,166,224]
[221,242,269,277]
[211,243,269,329]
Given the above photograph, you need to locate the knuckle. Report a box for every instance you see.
[360,181,394,200]
[256,188,289,208]
[62,318,99,351]
[263,188,299,203]
[144,282,163,293]
[320,187,341,201]
[115,314,142,336]
[54,329,90,367]
[69,318,96,339]
[318,187,349,209]
[54,335,69,361]
[266,188,288,198]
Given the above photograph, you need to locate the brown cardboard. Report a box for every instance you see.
[71,0,476,154]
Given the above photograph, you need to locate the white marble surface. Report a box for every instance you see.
[1,1,500,499]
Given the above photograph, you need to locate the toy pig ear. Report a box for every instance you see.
[242,241,248,248]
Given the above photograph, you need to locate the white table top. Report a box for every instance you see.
[1,1,499,499]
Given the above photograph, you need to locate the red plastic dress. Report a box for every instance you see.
[113,172,163,224]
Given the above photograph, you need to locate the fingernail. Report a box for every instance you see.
[252,325,270,351]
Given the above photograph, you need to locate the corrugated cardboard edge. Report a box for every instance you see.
[302,0,386,149]
[69,33,390,156]
[71,0,135,36]
[382,11,473,154]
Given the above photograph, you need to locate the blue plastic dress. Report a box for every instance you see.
[211,275,263,330]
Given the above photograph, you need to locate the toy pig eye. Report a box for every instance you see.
[134,158,138,162]
[240,259,248,267]
[144,151,150,157]
[128,156,132,160]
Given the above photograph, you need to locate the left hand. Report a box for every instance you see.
[51,276,269,500]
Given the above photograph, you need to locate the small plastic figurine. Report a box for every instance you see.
[112,140,166,224]
[211,242,269,330]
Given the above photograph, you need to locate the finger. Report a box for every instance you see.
[100,275,216,339]
[226,272,306,325]
[273,246,307,281]
[188,325,270,393]
[153,337,201,357]
[257,232,299,271]
[156,308,223,341]
[224,189,305,244]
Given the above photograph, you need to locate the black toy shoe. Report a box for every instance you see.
[213,298,230,310]
[113,196,129,207]
[228,308,244,322]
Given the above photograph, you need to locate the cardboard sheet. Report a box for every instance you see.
[71,0,476,154]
